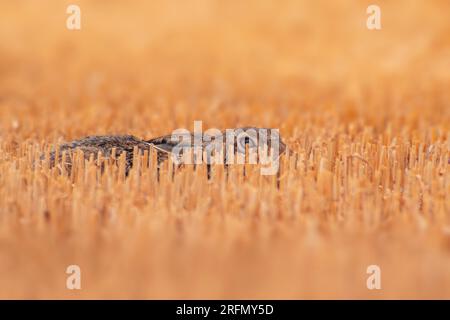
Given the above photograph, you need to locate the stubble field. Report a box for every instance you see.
[0,0,449,298]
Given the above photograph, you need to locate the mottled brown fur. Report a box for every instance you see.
[44,128,286,178]
[44,135,151,175]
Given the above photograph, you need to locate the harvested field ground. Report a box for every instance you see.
[0,0,449,299]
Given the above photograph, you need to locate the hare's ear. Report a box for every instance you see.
[148,143,173,154]
[146,134,171,146]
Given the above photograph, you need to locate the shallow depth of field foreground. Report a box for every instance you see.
[0,1,449,299]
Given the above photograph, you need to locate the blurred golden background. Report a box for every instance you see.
[0,0,449,299]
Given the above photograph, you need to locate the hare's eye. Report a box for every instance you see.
[247,136,257,148]
[237,135,257,153]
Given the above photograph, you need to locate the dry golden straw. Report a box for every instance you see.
[0,0,449,299]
